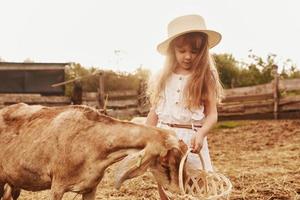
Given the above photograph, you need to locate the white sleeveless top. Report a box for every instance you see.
[155,73,205,123]
[155,73,213,171]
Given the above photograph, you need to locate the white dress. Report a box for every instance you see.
[155,73,213,171]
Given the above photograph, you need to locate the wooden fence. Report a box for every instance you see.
[82,90,143,118]
[218,78,300,120]
[0,74,299,120]
[79,77,300,120]
[0,94,70,109]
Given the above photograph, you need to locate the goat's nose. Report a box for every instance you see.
[162,157,168,163]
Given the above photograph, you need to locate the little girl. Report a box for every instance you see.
[146,14,223,199]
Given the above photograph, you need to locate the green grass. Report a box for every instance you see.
[215,121,243,129]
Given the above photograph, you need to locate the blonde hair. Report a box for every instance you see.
[148,32,224,110]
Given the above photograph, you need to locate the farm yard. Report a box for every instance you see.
[1,63,300,200]
[17,119,300,200]
[2,1,300,199]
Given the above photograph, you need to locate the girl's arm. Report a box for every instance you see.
[191,91,218,153]
[199,91,218,137]
[146,107,158,126]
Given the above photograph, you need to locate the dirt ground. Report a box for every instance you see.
[18,119,300,200]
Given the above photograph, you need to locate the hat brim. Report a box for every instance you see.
[157,30,222,55]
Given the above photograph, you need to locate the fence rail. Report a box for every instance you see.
[82,90,142,118]
[78,77,300,119]
[0,94,70,108]
[219,78,300,120]
[0,75,299,120]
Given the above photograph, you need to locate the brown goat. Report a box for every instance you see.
[0,103,187,200]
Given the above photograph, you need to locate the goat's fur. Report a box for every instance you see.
[0,103,187,200]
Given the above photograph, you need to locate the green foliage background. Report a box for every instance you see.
[214,52,300,88]
[65,52,300,96]
[65,64,150,96]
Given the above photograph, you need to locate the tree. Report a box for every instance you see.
[64,63,151,97]
[282,59,300,79]
[213,53,240,88]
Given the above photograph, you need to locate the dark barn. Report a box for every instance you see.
[0,62,71,107]
[0,62,69,95]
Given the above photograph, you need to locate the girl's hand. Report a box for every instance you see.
[190,131,205,153]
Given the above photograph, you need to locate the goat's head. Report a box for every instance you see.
[149,138,188,192]
[115,128,188,192]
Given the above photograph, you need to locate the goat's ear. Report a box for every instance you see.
[115,149,155,189]
[158,140,187,166]
[178,139,188,154]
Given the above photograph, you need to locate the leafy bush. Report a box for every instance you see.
[65,63,150,96]
[64,52,299,97]
[213,52,300,88]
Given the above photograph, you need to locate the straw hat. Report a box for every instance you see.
[157,15,222,55]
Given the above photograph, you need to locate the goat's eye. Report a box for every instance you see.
[161,163,168,169]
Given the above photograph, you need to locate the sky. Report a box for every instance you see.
[0,0,299,73]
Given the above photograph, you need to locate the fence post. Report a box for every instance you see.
[71,80,82,105]
[97,71,105,110]
[137,77,150,115]
[272,65,279,119]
